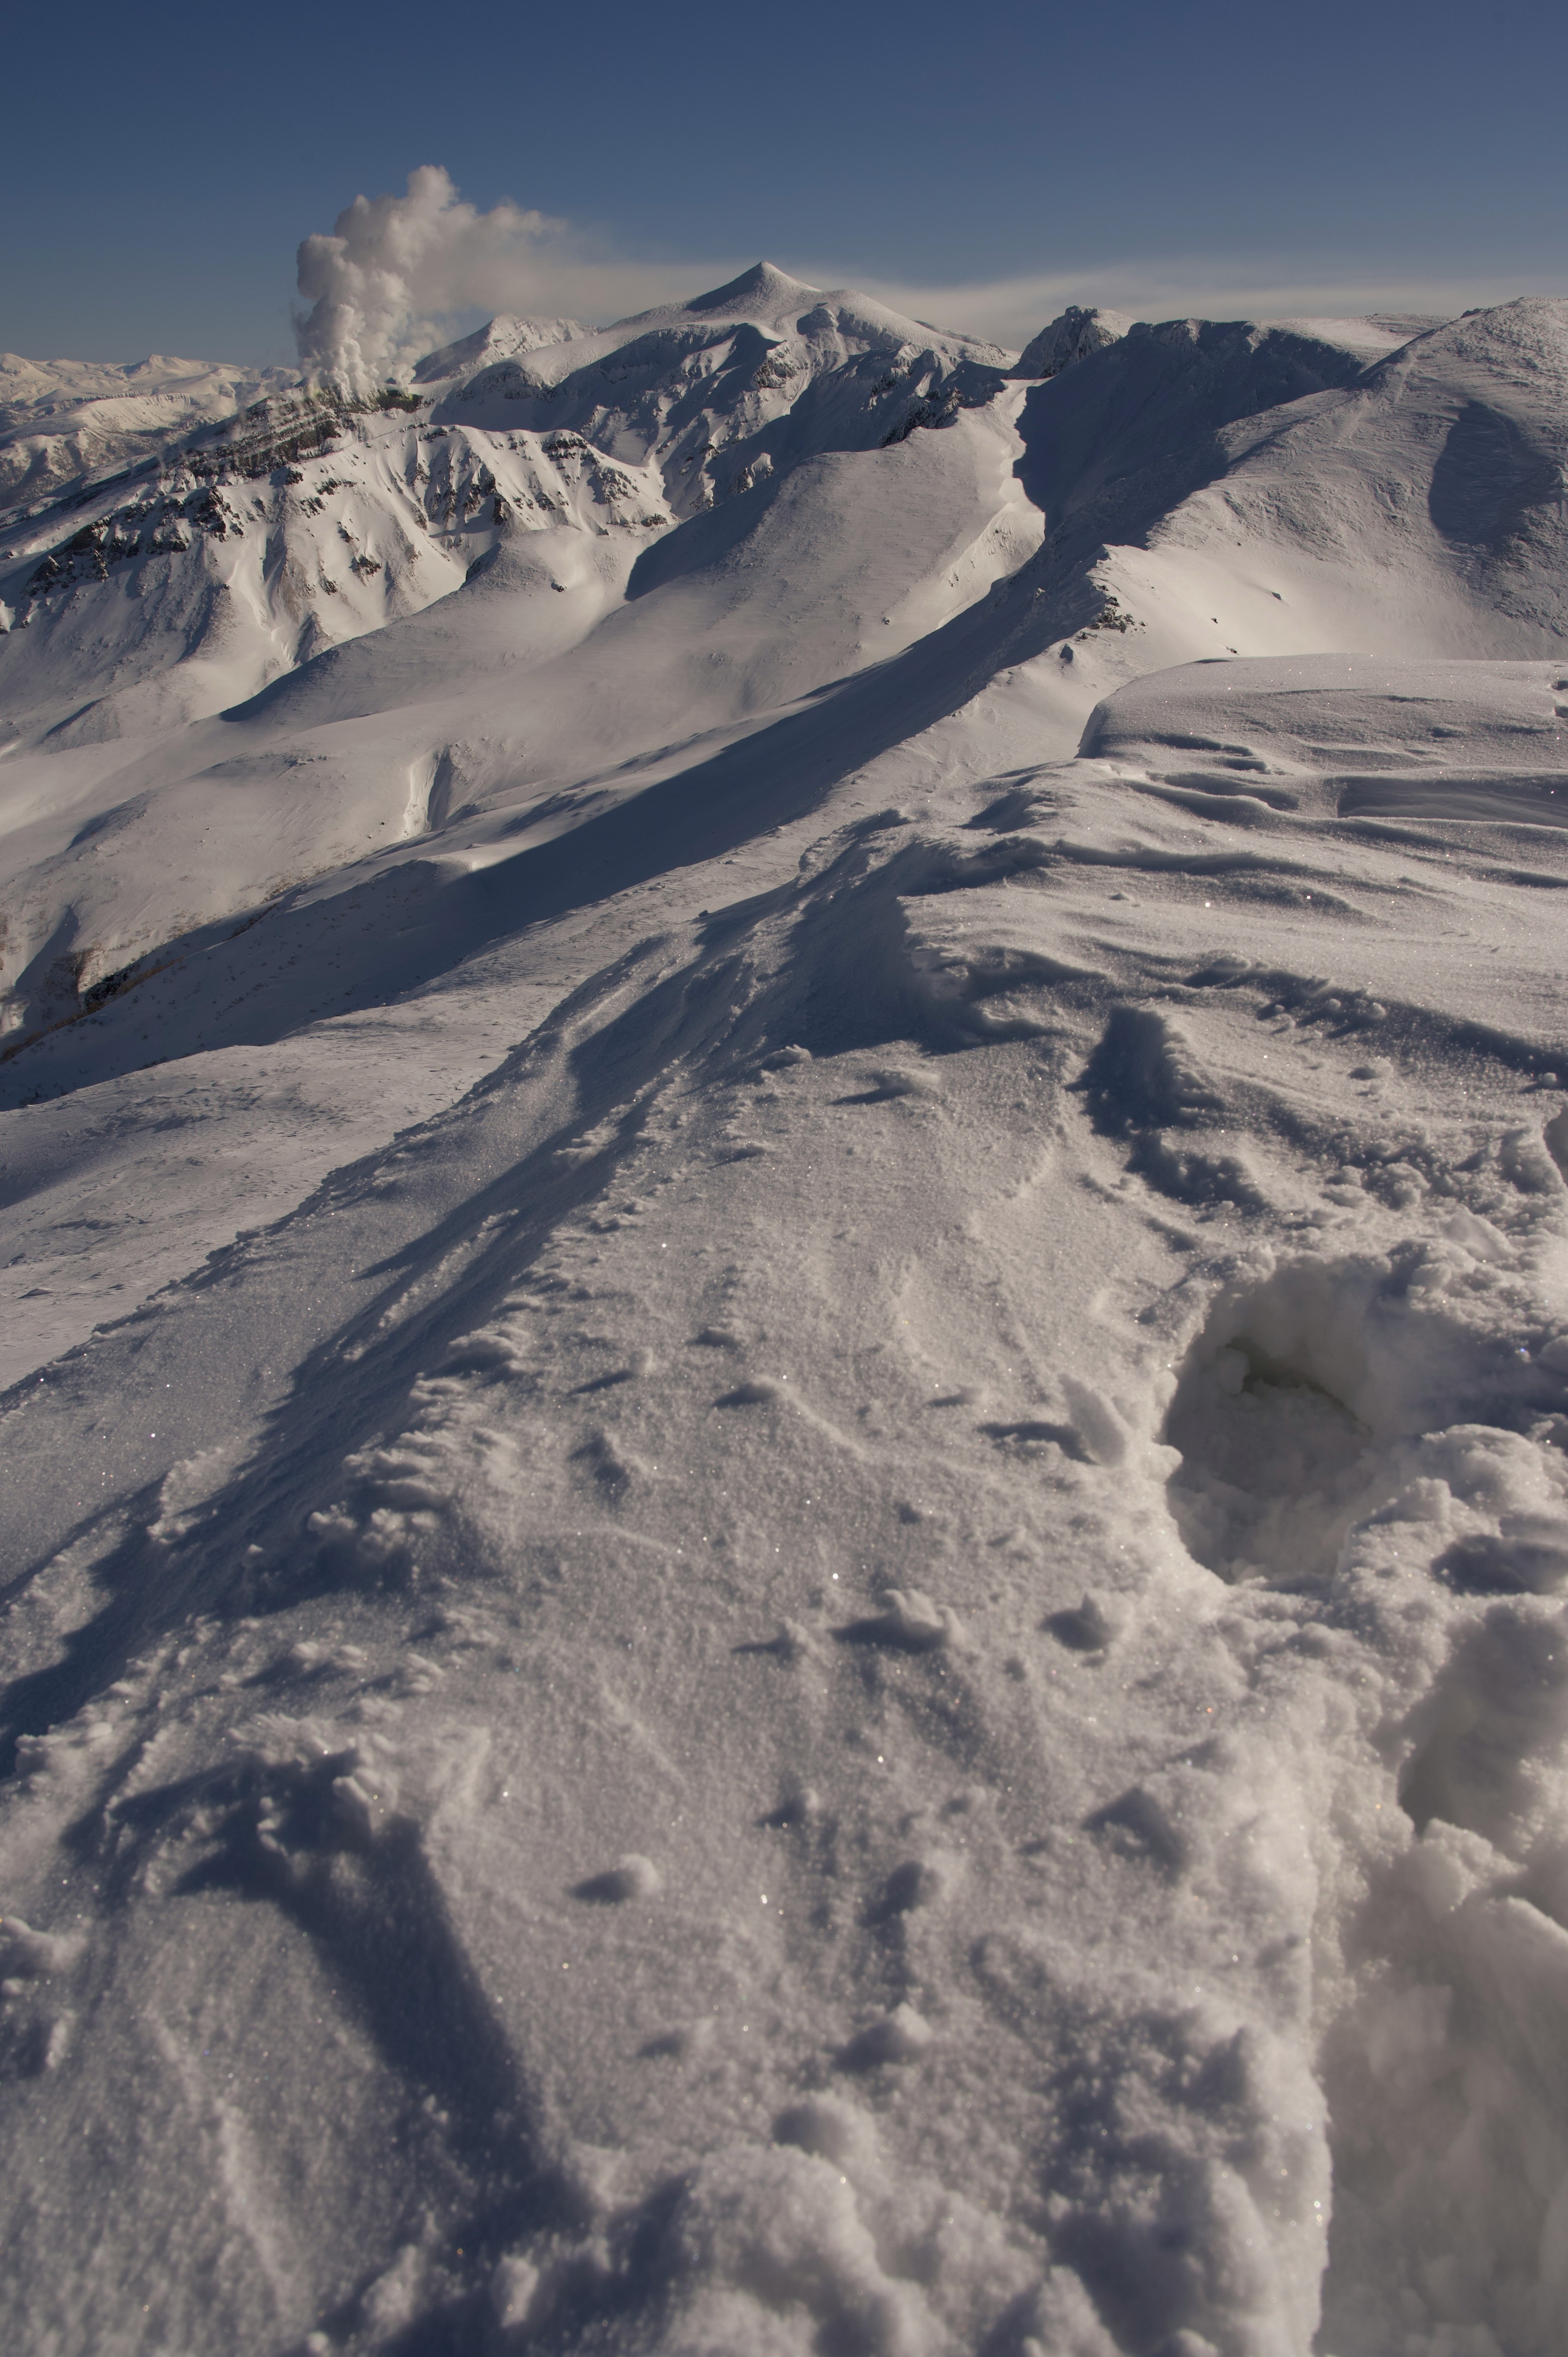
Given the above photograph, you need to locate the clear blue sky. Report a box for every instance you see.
[6,0,1567,361]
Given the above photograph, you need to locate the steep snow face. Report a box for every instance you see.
[1016,297,1568,682]
[1013,314,1399,564]
[1200,297,1568,642]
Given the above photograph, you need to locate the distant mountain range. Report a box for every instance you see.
[2,268,1565,1062]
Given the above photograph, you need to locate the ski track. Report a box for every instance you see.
[2,280,1568,2357]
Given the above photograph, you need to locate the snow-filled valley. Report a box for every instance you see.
[3,266,1568,2357]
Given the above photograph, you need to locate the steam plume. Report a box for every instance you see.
[294,166,699,387]
[294,167,564,386]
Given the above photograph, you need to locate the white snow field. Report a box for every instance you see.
[2,271,1568,2357]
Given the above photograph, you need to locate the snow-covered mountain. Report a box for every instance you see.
[0,350,304,508]
[4,263,1568,2357]
[0,265,1012,740]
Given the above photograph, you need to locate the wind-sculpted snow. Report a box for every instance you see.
[4,276,1568,2357]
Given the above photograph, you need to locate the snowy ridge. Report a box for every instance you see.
[3,269,1568,2357]
[0,350,304,508]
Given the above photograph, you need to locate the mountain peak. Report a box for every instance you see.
[1013,305,1135,379]
[684,261,822,317]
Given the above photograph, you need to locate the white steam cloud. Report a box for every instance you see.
[294,166,703,387]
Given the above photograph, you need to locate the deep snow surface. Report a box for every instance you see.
[3,279,1568,2357]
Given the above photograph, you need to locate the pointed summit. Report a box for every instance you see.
[1011,305,1134,379]
[685,262,822,317]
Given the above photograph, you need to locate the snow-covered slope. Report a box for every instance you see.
[0,351,304,509]
[0,267,1044,1037]
[1014,297,1568,680]
[0,385,671,741]
[435,263,1014,509]
[4,274,1568,2357]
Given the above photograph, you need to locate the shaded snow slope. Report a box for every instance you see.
[1011,303,1136,379]
[0,396,1040,1038]
[1017,297,1568,676]
[3,285,1568,2357]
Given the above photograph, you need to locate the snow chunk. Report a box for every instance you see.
[835,1588,963,1652]
[0,1917,85,1978]
[837,2004,934,2069]
[572,1853,662,1904]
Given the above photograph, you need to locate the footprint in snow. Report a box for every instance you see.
[836,1065,942,1104]
[870,1854,959,1922]
[980,1416,1089,1461]
[0,1918,86,1978]
[760,1786,822,1829]
[571,1430,640,1487]
[735,1620,820,1663]
[639,2019,714,2060]
[773,2096,878,2169]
